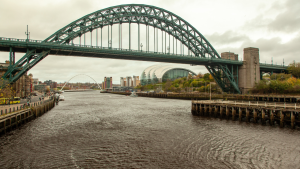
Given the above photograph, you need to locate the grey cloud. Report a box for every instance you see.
[205,31,250,45]
[213,33,300,65]
[244,0,300,33]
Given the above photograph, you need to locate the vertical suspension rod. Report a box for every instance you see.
[129,22,131,50]
[108,25,109,48]
[154,27,155,52]
[165,31,166,54]
[84,33,86,46]
[162,29,163,53]
[111,24,112,48]
[138,23,140,51]
[96,29,98,46]
[148,25,149,52]
[146,24,147,51]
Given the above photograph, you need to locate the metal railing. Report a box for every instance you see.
[0,37,245,64]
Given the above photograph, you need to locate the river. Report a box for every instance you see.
[0,91,299,168]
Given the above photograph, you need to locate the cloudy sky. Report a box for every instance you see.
[0,0,299,84]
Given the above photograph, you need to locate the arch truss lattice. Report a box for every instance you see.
[3,4,240,93]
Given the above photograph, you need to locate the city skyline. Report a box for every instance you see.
[0,0,298,84]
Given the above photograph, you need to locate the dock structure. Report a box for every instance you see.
[191,100,300,129]
[0,99,56,135]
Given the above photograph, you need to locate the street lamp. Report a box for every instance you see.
[140,43,143,51]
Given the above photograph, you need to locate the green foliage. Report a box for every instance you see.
[287,62,300,78]
[140,72,219,93]
[251,77,300,94]
[203,73,210,81]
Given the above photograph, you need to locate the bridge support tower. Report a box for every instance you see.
[238,47,260,94]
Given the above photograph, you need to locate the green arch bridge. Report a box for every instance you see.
[0,4,287,94]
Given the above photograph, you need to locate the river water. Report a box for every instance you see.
[0,91,299,168]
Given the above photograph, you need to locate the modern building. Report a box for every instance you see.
[140,65,197,85]
[120,77,125,87]
[133,76,140,87]
[120,76,140,87]
[102,77,112,89]
[126,76,132,87]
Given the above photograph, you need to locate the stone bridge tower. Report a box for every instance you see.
[238,47,260,94]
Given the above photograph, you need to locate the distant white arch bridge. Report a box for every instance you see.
[60,74,102,91]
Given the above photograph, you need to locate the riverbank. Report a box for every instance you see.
[109,92,300,103]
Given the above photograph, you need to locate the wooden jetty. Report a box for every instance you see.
[191,100,300,129]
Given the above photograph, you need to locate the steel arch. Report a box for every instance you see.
[4,4,240,93]
[60,74,102,90]
[44,4,219,59]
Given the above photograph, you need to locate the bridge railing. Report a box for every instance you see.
[4,37,289,66]
[259,62,287,68]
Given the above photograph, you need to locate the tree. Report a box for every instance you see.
[203,73,210,81]
[0,78,15,99]
[287,62,300,78]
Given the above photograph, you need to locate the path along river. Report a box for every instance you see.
[0,91,299,168]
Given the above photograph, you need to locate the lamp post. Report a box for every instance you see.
[140,43,143,51]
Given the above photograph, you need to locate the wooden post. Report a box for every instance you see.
[232,107,236,121]
[246,108,249,122]
[214,106,218,117]
[280,111,284,128]
[261,109,265,125]
[220,107,223,118]
[270,110,274,126]
[226,106,229,119]
[239,107,242,121]
[291,112,295,129]
[253,109,257,123]
[199,104,203,116]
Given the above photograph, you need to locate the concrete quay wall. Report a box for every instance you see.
[0,99,56,135]
[192,101,300,129]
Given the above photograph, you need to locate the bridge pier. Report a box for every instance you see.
[238,47,260,94]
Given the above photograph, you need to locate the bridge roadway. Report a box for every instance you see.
[0,37,245,66]
[0,37,287,72]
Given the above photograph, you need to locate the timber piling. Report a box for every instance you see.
[192,100,300,129]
